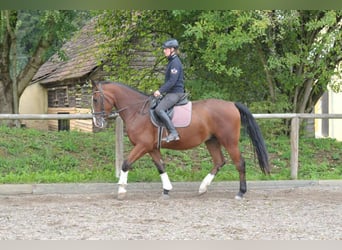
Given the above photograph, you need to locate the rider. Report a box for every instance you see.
[154,38,185,143]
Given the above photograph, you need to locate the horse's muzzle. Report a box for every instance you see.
[92,114,107,128]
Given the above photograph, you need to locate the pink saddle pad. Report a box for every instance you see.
[172,102,192,127]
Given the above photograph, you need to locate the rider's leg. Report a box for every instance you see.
[155,93,182,142]
[155,110,179,142]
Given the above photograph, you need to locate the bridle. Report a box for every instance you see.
[91,83,122,128]
[91,82,151,128]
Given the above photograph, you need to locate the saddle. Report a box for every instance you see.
[150,95,192,148]
[149,94,192,128]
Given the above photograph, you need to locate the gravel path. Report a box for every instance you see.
[0,185,341,240]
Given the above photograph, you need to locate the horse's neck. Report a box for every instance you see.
[112,87,148,123]
[115,93,146,111]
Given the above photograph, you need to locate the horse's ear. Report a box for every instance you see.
[91,79,98,89]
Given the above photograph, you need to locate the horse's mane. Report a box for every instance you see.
[99,81,149,97]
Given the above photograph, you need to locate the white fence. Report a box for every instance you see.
[1,113,342,179]
[254,113,342,179]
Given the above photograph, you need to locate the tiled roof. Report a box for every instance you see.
[32,19,101,85]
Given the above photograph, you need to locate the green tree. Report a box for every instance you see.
[96,10,341,115]
[183,10,342,114]
[0,10,90,125]
[95,10,201,93]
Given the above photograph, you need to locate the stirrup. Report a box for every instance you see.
[162,133,180,143]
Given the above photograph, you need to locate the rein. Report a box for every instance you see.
[140,96,154,115]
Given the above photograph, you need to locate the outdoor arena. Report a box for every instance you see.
[1,114,341,240]
[0,180,341,240]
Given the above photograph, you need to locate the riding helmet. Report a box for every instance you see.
[162,39,179,49]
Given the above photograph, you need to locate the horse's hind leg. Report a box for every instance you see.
[223,143,246,199]
[199,138,226,194]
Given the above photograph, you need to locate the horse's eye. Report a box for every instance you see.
[93,98,98,103]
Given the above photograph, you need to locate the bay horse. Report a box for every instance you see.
[91,81,270,199]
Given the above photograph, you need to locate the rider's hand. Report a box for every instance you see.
[154,90,161,97]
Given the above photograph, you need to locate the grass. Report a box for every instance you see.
[0,126,341,184]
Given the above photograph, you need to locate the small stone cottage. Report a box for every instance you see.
[19,17,161,132]
[19,19,105,132]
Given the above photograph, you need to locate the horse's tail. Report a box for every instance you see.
[234,102,270,174]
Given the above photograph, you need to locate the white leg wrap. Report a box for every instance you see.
[118,170,128,194]
[118,170,128,185]
[160,173,173,191]
[118,185,127,194]
[199,173,215,194]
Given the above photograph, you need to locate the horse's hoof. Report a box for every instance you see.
[198,189,207,195]
[117,192,127,200]
[235,195,242,200]
[160,193,170,200]
[234,193,244,200]
[198,184,208,195]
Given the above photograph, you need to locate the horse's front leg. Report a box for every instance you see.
[149,150,172,198]
[117,145,147,200]
[117,160,130,200]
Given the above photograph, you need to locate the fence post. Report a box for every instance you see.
[115,116,124,178]
[290,116,299,179]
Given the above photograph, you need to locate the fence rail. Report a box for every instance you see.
[1,113,341,179]
[1,113,341,120]
[0,113,118,120]
[253,113,342,119]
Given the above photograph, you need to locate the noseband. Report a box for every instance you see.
[91,87,105,117]
[91,83,118,128]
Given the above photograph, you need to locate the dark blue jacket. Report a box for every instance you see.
[159,54,184,94]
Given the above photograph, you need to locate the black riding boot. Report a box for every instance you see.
[157,111,180,142]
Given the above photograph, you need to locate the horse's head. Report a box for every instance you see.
[91,80,113,128]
